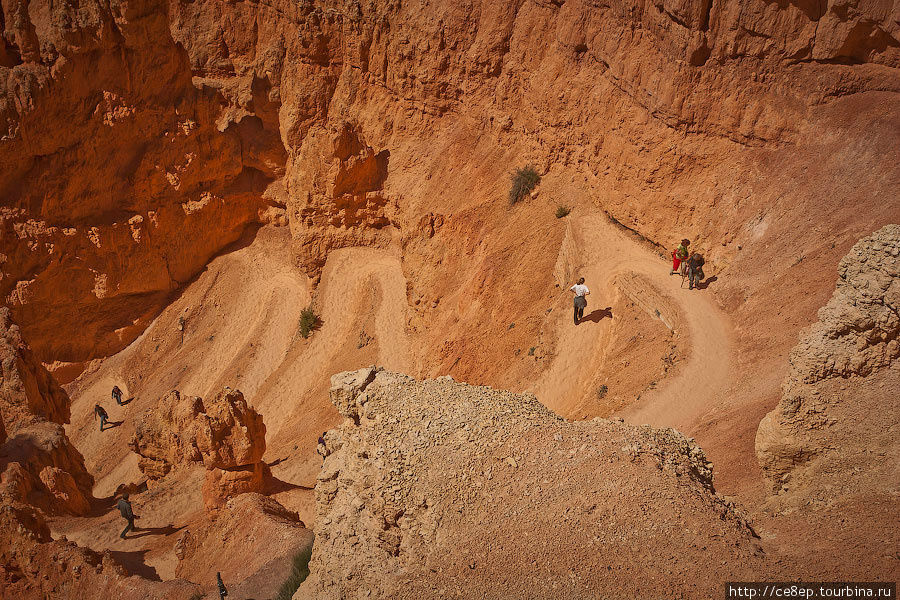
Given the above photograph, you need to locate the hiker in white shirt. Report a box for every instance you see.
[570,277,590,324]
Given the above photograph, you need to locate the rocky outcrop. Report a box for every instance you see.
[0,308,69,435]
[0,498,201,599]
[175,493,313,599]
[0,310,92,516]
[0,421,94,516]
[298,367,766,599]
[757,225,900,494]
[130,387,269,509]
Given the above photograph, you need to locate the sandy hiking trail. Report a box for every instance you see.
[532,210,735,432]
[60,228,415,551]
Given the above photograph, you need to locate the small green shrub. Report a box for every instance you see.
[509,165,540,205]
[298,306,322,339]
[596,385,608,400]
[528,346,536,356]
[274,546,313,600]
[555,205,571,218]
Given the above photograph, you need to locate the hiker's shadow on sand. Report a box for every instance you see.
[267,476,314,494]
[101,420,124,431]
[125,524,185,540]
[580,307,613,323]
[118,397,134,406]
[696,275,718,290]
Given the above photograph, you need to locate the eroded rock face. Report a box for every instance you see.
[0,0,275,363]
[130,387,269,509]
[0,421,94,516]
[0,308,69,435]
[298,367,767,599]
[3,0,898,370]
[131,387,266,477]
[756,224,900,493]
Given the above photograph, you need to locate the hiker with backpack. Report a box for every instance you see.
[117,493,139,538]
[671,239,690,275]
[687,252,705,290]
[111,385,123,405]
[570,277,590,324]
[94,404,109,431]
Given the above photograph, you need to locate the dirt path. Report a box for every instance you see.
[532,210,735,431]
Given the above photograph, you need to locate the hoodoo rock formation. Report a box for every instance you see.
[757,225,900,494]
[130,387,270,510]
[299,367,767,599]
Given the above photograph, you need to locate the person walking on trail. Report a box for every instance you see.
[111,385,123,406]
[94,404,109,431]
[687,252,705,290]
[570,277,590,324]
[117,494,139,539]
[216,572,228,599]
[671,239,690,275]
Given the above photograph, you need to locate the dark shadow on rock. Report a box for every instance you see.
[696,275,718,290]
[126,524,185,540]
[580,307,613,323]
[267,457,287,468]
[267,476,314,494]
[108,549,161,581]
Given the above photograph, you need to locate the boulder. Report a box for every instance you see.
[201,463,271,512]
[0,421,94,516]
[131,387,266,478]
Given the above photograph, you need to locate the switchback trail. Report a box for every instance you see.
[531,210,735,432]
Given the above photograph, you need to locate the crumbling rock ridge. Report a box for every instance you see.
[757,224,900,495]
[175,493,313,598]
[0,307,70,434]
[298,367,768,600]
[0,310,93,516]
[130,387,270,510]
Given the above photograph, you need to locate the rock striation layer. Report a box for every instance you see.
[298,367,767,599]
